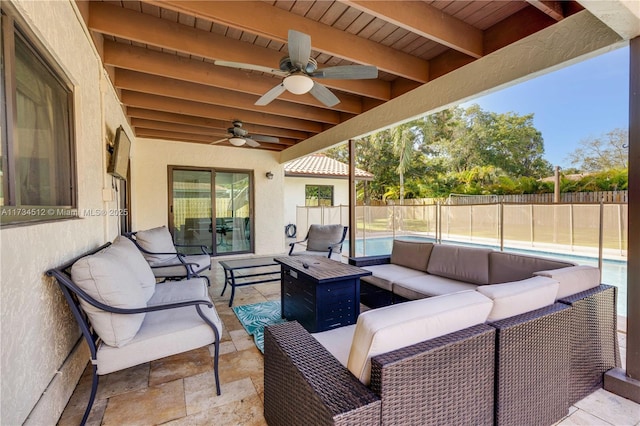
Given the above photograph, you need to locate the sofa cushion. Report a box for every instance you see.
[311,325,357,368]
[150,254,211,278]
[390,240,433,272]
[534,265,600,299]
[393,274,478,300]
[347,290,493,385]
[361,264,427,292]
[306,224,344,252]
[477,276,559,321]
[427,244,493,284]
[71,245,147,347]
[110,235,156,301]
[489,251,575,284]
[135,226,178,265]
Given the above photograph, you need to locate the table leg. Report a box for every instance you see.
[220,268,230,296]
[228,270,237,307]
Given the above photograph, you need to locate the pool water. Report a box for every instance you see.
[344,236,628,317]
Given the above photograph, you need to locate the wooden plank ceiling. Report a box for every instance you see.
[82,0,583,151]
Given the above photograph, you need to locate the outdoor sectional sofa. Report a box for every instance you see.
[263,240,620,426]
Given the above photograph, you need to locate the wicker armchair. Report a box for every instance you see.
[264,321,496,426]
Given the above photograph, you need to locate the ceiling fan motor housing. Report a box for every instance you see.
[280,56,318,74]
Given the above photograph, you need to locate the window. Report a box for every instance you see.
[305,185,333,207]
[1,9,76,225]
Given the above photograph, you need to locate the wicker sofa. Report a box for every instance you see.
[263,241,620,426]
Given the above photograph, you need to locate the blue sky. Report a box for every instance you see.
[461,45,629,169]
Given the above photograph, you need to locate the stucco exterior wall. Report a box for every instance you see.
[0,1,132,424]
[131,138,286,256]
[283,176,350,227]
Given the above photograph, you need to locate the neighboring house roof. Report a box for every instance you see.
[284,154,374,181]
[540,173,589,183]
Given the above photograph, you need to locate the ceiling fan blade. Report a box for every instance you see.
[309,82,340,107]
[255,83,286,106]
[251,134,279,143]
[214,60,287,76]
[244,138,261,147]
[312,65,378,80]
[288,30,312,70]
[210,138,228,145]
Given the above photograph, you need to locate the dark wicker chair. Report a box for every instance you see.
[264,321,496,426]
[558,284,621,405]
[490,303,572,426]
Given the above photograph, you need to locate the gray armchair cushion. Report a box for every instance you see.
[71,245,147,347]
[135,226,178,265]
[306,224,344,252]
[390,240,433,272]
[110,235,156,301]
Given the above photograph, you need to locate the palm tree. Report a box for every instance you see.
[392,122,417,204]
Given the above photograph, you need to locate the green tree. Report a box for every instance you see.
[566,128,628,172]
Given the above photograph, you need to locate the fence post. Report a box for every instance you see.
[530,204,534,247]
[499,202,504,251]
[436,202,441,244]
[598,199,604,276]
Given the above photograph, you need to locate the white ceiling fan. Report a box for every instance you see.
[214,30,378,107]
[211,120,279,147]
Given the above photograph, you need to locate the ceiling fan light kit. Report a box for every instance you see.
[283,74,314,95]
[228,137,246,146]
[214,30,378,107]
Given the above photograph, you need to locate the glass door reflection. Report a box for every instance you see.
[215,172,252,254]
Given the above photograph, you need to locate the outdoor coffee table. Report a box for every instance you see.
[274,256,372,333]
[219,257,280,307]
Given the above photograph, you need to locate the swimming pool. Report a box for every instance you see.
[344,236,628,317]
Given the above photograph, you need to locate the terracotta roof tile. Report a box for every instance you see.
[284,154,374,180]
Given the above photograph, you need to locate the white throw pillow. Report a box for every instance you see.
[71,245,147,347]
[110,236,156,301]
[134,226,178,265]
[477,276,559,321]
[347,290,493,385]
[534,265,600,299]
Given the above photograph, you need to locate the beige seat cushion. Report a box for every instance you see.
[427,244,493,284]
[109,235,156,301]
[390,240,433,272]
[71,245,147,347]
[361,264,427,292]
[135,226,178,265]
[393,274,478,300]
[534,265,600,299]
[477,276,559,321]
[347,290,493,385]
[311,325,357,368]
[96,286,221,375]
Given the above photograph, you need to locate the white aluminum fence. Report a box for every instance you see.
[294,202,628,260]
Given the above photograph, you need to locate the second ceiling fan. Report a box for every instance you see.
[215,30,378,107]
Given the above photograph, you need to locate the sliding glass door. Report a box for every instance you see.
[169,167,253,255]
[215,172,252,254]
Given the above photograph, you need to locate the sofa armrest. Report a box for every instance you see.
[349,255,391,267]
[264,321,381,426]
[370,324,495,425]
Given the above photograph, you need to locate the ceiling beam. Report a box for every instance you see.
[126,107,310,140]
[154,0,429,83]
[341,1,483,58]
[102,41,368,113]
[120,90,325,133]
[527,1,565,21]
[89,2,389,100]
[114,69,343,125]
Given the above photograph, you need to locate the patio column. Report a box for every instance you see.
[604,36,640,403]
[348,139,356,259]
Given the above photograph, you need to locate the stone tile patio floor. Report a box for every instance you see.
[59,259,640,426]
